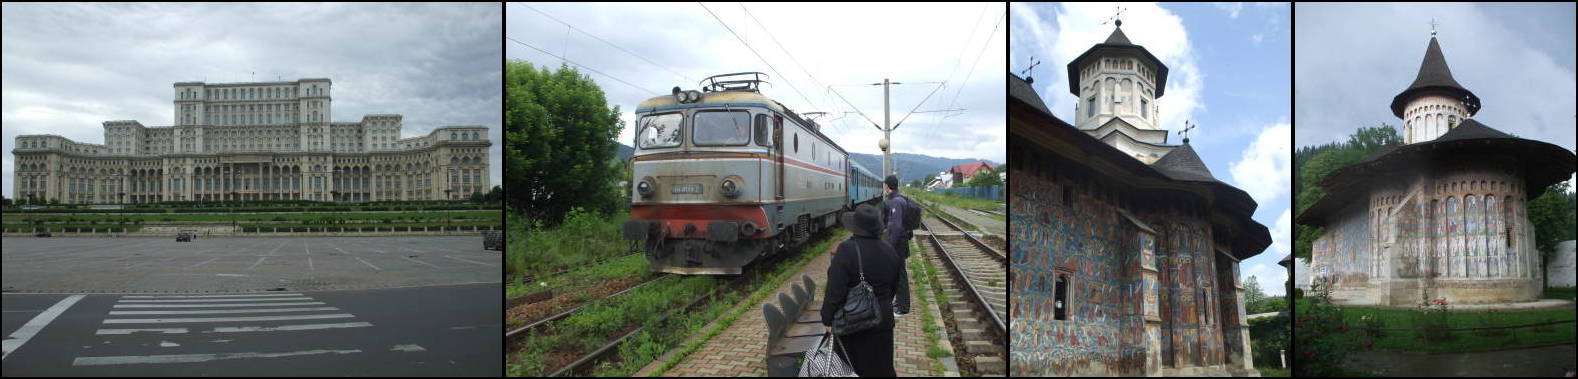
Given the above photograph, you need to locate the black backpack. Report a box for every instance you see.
[885,194,922,235]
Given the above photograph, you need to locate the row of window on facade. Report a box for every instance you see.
[178,86,324,101]
[1081,77,1154,121]
[449,131,482,141]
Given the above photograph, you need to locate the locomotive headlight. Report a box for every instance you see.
[637,177,655,198]
[720,176,743,199]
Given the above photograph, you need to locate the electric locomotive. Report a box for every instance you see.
[623,72,880,275]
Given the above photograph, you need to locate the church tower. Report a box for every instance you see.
[1066,19,1172,163]
[1392,34,1481,144]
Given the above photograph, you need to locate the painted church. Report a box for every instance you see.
[1297,34,1577,306]
[1009,20,1271,376]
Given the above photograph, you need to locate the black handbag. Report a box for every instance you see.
[833,243,883,336]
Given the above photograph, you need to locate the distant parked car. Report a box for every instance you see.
[176,232,193,242]
[36,231,52,237]
[483,230,503,251]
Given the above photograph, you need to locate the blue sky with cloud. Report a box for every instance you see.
[1011,2,1293,295]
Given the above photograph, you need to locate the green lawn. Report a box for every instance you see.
[1258,367,1290,377]
[1333,304,1576,352]
[1543,287,1576,300]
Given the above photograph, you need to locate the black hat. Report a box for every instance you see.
[884,175,900,190]
[844,204,883,238]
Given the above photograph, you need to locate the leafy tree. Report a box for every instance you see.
[1529,180,1576,277]
[505,61,625,225]
[1292,124,1397,261]
[484,185,504,204]
[965,169,1002,188]
[1244,275,1267,310]
[924,173,937,186]
[0,195,9,207]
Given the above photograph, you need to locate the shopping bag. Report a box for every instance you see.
[798,332,858,377]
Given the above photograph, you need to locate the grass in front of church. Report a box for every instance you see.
[1257,367,1291,377]
[1323,300,1577,352]
[1543,286,1576,300]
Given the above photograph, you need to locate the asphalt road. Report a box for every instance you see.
[2,236,501,293]
[1,283,501,376]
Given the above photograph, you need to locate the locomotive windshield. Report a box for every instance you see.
[637,113,683,149]
[692,110,752,146]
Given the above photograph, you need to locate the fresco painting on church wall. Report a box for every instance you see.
[1486,195,1500,276]
[1467,195,1482,277]
[1313,207,1371,284]
[1446,196,1461,277]
[1010,169,1136,376]
[1396,200,1422,278]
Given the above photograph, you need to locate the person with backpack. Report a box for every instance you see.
[821,204,901,377]
[880,175,920,317]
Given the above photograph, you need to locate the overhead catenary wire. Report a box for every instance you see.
[944,10,1005,119]
[698,2,823,114]
[516,3,696,85]
[738,2,844,135]
[507,36,661,97]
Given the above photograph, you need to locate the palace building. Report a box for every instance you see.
[1009,20,1270,376]
[12,78,491,204]
[1297,35,1576,306]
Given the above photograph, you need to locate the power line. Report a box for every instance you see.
[698,2,821,114]
[516,3,696,85]
[891,81,949,130]
[826,85,881,130]
[944,11,1005,119]
[738,2,840,133]
[507,36,660,97]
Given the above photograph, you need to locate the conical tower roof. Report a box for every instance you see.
[1390,36,1480,118]
[1065,23,1168,97]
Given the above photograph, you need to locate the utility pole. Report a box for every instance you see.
[875,79,903,179]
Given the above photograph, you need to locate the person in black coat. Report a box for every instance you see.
[821,203,901,377]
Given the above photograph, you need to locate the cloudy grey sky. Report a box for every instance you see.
[1295,2,1575,151]
[1,2,503,198]
[505,2,1006,164]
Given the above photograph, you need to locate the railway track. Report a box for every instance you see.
[506,230,843,377]
[918,214,1006,375]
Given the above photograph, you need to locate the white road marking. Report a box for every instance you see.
[114,302,326,309]
[2,294,85,360]
[304,241,311,255]
[267,240,288,256]
[95,328,189,335]
[118,297,312,303]
[334,247,349,255]
[216,274,246,277]
[109,307,339,315]
[354,257,381,271]
[72,349,362,366]
[208,322,374,333]
[308,256,315,271]
[247,257,267,270]
[444,255,496,267]
[123,293,304,299]
[159,341,180,347]
[400,256,441,269]
[189,257,221,268]
[103,313,355,324]
[389,344,427,352]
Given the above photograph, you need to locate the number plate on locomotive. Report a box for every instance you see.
[671,183,703,194]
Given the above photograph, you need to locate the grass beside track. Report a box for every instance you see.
[906,189,1004,220]
[507,209,631,279]
[911,239,950,376]
[646,229,848,377]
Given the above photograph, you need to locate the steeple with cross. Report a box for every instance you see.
[1431,18,1439,37]
[1178,121,1196,144]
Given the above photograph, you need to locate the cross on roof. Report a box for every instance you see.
[1178,121,1197,144]
[1102,5,1128,27]
[1430,18,1439,37]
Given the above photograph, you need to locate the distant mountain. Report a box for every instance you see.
[616,143,634,161]
[614,143,995,184]
[850,152,998,184]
